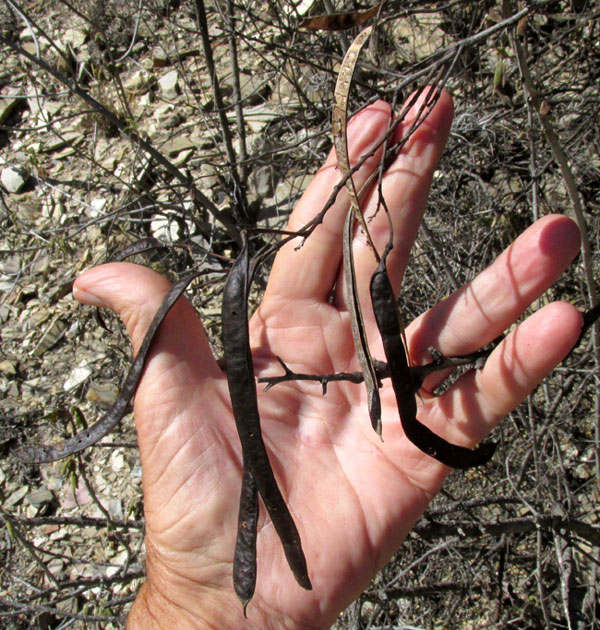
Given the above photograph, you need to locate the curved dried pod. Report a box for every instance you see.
[15,271,201,463]
[370,250,496,469]
[333,25,382,437]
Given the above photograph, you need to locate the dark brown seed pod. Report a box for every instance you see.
[222,237,312,596]
[233,468,259,615]
[370,253,496,469]
[15,270,201,464]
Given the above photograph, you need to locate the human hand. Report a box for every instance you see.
[73,91,582,630]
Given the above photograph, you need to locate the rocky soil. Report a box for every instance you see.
[1,1,599,629]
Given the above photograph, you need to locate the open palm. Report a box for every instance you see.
[73,92,582,630]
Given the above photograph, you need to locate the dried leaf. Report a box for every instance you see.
[300,4,381,31]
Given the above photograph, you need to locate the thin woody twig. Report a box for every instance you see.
[258,348,492,394]
[194,0,249,223]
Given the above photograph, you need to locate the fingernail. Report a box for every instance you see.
[73,285,106,308]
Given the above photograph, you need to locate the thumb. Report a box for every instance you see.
[72,262,221,381]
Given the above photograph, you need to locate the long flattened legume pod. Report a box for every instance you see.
[233,467,259,615]
[222,238,312,592]
[333,25,382,437]
[332,25,377,249]
[370,254,496,469]
[15,270,202,464]
[343,207,382,435]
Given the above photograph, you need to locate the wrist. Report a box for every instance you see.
[126,540,327,630]
[126,539,240,630]
[127,578,238,630]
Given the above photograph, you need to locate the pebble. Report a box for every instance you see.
[104,498,123,521]
[31,315,67,357]
[47,558,65,574]
[0,96,18,125]
[152,47,169,67]
[88,197,108,218]
[25,489,55,507]
[1,165,29,193]
[159,70,179,99]
[63,362,93,391]
[62,27,87,50]
[4,485,29,507]
[110,449,126,472]
[86,381,119,407]
[163,135,195,156]
[252,165,274,198]
[124,70,148,93]
[0,359,17,375]
[19,26,33,41]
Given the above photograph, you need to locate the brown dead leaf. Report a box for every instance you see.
[299,4,381,31]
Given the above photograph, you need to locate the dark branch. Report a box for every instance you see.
[258,347,492,394]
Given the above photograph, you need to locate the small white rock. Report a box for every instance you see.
[19,27,33,41]
[151,214,178,241]
[252,165,273,198]
[0,359,17,376]
[87,380,119,407]
[1,166,29,193]
[105,498,123,521]
[88,197,108,218]
[110,449,126,472]
[62,27,87,50]
[4,485,29,507]
[63,363,92,391]
[159,70,179,99]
